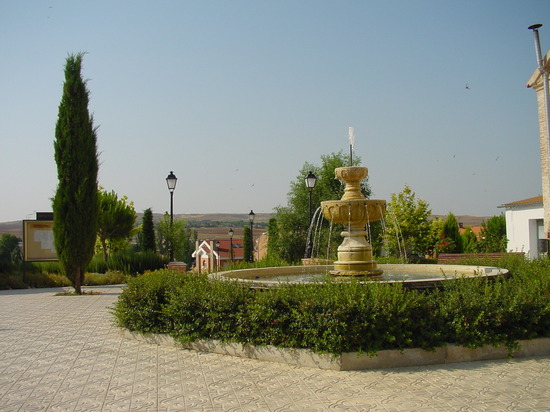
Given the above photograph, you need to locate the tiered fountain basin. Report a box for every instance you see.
[212,264,508,290]
[320,166,386,277]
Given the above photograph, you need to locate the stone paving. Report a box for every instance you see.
[1,285,550,411]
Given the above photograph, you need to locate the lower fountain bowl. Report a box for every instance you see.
[211,264,508,290]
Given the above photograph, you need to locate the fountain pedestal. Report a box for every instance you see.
[321,166,386,277]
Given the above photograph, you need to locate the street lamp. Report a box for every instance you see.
[304,171,317,258]
[166,171,177,261]
[248,210,255,262]
[228,228,234,262]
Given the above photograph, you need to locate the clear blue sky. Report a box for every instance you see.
[1,1,549,222]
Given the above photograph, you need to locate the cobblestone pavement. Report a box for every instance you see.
[1,286,549,411]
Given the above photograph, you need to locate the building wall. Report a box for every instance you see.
[505,205,544,258]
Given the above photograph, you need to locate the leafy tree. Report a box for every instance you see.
[243,226,253,263]
[475,215,507,253]
[0,234,21,272]
[156,214,196,264]
[141,208,156,252]
[438,212,463,253]
[273,151,370,263]
[385,185,432,258]
[53,53,99,294]
[97,189,137,261]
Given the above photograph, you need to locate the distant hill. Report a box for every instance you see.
[0,213,490,239]
[0,213,276,239]
[429,215,492,227]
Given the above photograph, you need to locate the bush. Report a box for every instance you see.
[107,250,168,276]
[112,270,187,333]
[84,271,127,286]
[113,257,550,356]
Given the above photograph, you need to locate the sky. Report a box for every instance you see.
[1,1,550,222]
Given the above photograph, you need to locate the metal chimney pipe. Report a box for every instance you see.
[529,24,545,68]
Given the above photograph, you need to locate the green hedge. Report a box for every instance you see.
[112,257,550,355]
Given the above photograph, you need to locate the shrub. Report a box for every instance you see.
[107,250,168,276]
[113,257,550,356]
[84,271,126,286]
[112,270,187,333]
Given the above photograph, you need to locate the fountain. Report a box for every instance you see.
[321,166,386,278]
[213,157,507,289]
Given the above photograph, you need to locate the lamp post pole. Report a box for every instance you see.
[304,171,318,258]
[248,210,255,263]
[166,171,177,261]
[228,228,234,262]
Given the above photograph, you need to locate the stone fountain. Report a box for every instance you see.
[321,166,386,277]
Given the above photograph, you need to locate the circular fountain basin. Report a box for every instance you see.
[211,264,508,290]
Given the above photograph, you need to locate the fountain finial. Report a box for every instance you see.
[348,126,355,166]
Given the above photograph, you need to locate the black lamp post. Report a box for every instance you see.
[248,210,255,262]
[166,171,177,261]
[228,228,234,262]
[304,171,317,258]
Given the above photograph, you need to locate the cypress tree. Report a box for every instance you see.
[53,53,99,294]
[142,208,156,252]
[441,212,463,253]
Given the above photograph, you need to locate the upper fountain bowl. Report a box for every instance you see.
[320,166,386,225]
[321,199,386,224]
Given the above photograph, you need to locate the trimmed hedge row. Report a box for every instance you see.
[113,256,550,355]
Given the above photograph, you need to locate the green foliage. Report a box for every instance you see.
[53,53,99,294]
[439,213,463,253]
[97,189,137,261]
[475,215,507,253]
[461,227,478,253]
[0,270,124,290]
[112,270,188,333]
[243,226,253,263]
[266,218,280,260]
[141,208,156,252]
[0,234,21,273]
[106,250,168,276]
[385,185,432,258]
[273,151,369,263]
[156,214,196,263]
[113,256,550,355]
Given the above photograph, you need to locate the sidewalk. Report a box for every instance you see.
[0,286,549,411]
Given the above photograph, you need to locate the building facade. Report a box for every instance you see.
[501,196,545,258]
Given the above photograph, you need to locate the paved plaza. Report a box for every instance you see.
[1,285,549,411]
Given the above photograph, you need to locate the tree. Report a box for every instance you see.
[461,227,478,253]
[0,234,21,273]
[385,185,432,258]
[438,212,463,253]
[475,215,507,253]
[156,214,196,264]
[266,218,280,260]
[141,208,156,252]
[273,151,370,262]
[97,189,137,261]
[53,53,99,294]
[243,226,253,263]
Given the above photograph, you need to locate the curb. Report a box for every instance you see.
[120,330,550,371]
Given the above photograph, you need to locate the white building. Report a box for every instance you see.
[501,196,545,258]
